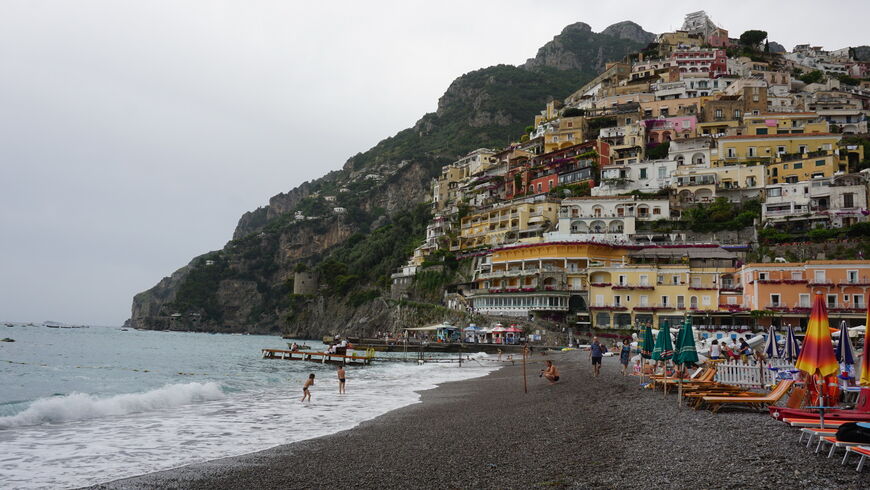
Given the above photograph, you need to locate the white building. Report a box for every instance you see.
[668,137,714,167]
[545,196,671,242]
[592,159,676,196]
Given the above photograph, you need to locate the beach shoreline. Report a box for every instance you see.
[94,353,866,489]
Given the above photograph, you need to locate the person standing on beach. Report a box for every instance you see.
[589,337,606,377]
[301,373,315,402]
[541,360,559,384]
[709,339,720,360]
[619,338,631,376]
[337,365,346,394]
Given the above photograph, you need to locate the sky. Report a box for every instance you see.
[1,1,868,325]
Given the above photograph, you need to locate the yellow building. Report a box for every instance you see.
[543,116,589,153]
[459,199,560,250]
[714,133,841,164]
[742,113,829,136]
[640,96,712,119]
[469,242,632,318]
[657,32,705,55]
[674,163,765,204]
[586,247,739,328]
[766,152,839,184]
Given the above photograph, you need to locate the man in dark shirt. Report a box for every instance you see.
[589,336,606,377]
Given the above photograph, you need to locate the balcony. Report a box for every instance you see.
[838,280,870,287]
[589,304,628,311]
[808,281,835,287]
[611,283,655,290]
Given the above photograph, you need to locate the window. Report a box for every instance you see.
[595,294,604,306]
[759,272,769,281]
[847,270,858,283]
[855,294,865,308]
[794,162,802,169]
[537,183,542,192]
[815,160,825,167]
[702,296,711,306]
[748,147,757,157]
[639,275,649,286]
[844,193,855,208]
[618,275,626,285]
[734,109,741,119]
[799,145,807,154]
[827,294,837,308]
[625,117,632,124]
[639,295,649,306]
[756,128,768,135]
[715,109,723,119]
[814,270,826,282]
[777,146,786,154]
[726,148,736,158]
[658,166,667,179]
[727,297,737,305]
[770,294,781,307]
[639,168,648,179]
[844,294,851,305]
[653,207,661,215]
[799,294,810,307]
[661,296,669,307]
[689,296,698,308]
[672,275,680,285]
[791,272,802,280]
[768,188,781,197]
[614,295,621,306]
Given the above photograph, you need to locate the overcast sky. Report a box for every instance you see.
[1,1,868,325]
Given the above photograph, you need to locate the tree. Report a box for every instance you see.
[799,70,825,85]
[562,107,585,117]
[739,30,768,49]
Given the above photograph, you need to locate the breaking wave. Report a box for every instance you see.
[0,382,225,429]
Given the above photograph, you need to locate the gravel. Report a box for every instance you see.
[94,353,868,489]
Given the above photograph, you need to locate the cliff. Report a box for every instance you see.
[130,21,649,336]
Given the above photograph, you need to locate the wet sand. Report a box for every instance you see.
[95,353,867,489]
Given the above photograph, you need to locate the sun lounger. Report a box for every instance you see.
[817,436,863,458]
[784,418,859,428]
[842,445,870,471]
[798,427,838,446]
[700,380,794,413]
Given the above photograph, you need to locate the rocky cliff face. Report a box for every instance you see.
[601,21,656,45]
[130,20,649,335]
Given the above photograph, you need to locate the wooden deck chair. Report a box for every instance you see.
[798,427,838,447]
[701,380,794,413]
[842,445,870,471]
[784,386,807,410]
[784,418,859,428]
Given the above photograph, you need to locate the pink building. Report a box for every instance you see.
[643,116,698,144]
[671,48,727,77]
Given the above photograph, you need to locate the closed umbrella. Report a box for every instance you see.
[782,324,801,362]
[861,305,870,387]
[652,320,674,394]
[674,318,699,406]
[763,325,780,359]
[835,321,855,366]
[639,325,655,386]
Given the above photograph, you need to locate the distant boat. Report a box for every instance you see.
[43,321,63,329]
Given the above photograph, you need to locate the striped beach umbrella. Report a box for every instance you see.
[651,320,674,362]
[795,293,839,378]
[782,324,801,362]
[835,321,855,366]
[674,319,698,366]
[860,305,870,386]
[763,325,780,359]
[640,325,655,359]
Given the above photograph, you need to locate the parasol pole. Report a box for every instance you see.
[522,342,528,394]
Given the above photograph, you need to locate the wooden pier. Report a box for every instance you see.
[261,349,373,366]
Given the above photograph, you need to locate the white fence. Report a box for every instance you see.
[714,359,796,388]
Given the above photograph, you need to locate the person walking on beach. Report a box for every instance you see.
[589,337,606,377]
[541,360,559,384]
[619,338,631,376]
[301,373,315,402]
[337,365,346,394]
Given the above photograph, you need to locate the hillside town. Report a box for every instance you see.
[390,11,870,333]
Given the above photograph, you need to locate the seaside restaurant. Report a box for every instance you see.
[404,323,460,342]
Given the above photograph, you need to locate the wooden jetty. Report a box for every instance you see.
[261,349,373,366]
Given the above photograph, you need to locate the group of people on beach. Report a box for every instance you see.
[301,364,346,402]
[540,336,635,384]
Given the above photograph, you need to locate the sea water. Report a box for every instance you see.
[0,324,498,489]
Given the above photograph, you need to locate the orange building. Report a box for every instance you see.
[735,260,870,327]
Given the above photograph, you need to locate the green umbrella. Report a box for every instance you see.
[673,318,699,406]
[651,320,674,361]
[640,325,655,359]
[674,318,699,366]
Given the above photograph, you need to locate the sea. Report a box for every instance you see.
[0,324,498,489]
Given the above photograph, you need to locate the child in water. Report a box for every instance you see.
[301,373,315,402]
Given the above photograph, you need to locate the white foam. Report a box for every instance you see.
[0,382,225,428]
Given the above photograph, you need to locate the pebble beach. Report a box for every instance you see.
[96,353,868,489]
